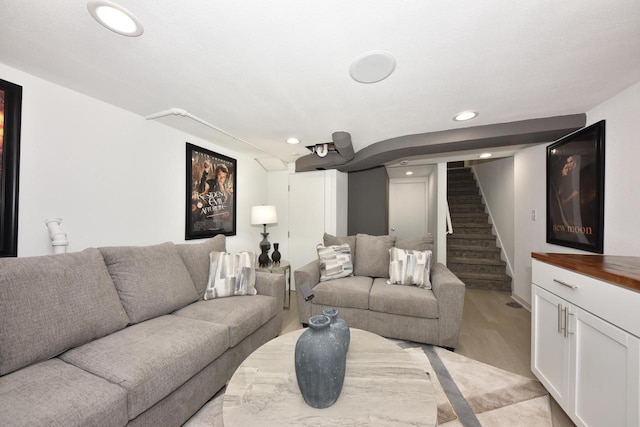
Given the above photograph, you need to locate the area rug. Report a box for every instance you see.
[398,343,552,427]
[185,343,552,427]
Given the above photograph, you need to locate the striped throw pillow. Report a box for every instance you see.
[204,251,257,299]
[388,247,432,289]
[317,243,354,282]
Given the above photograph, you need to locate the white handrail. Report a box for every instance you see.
[445,200,454,235]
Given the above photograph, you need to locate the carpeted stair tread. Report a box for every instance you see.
[448,188,480,196]
[448,233,497,240]
[451,224,493,234]
[448,257,506,266]
[454,271,512,283]
[448,195,483,204]
[447,247,503,260]
[449,204,486,213]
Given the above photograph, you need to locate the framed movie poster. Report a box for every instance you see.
[547,120,605,254]
[186,143,236,239]
[1,78,22,257]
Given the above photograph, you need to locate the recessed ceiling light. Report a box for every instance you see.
[479,153,492,159]
[350,51,397,84]
[405,171,414,176]
[87,0,144,37]
[453,110,478,121]
[400,160,409,166]
[286,137,300,145]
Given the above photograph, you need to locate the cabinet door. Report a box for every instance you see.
[532,285,570,404]
[570,306,640,427]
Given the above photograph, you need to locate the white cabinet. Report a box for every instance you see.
[531,257,640,427]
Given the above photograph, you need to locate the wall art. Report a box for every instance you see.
[186,143,236,239]
[547,120,605,253]
[0,78,22,257]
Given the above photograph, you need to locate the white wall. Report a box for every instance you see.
[1,63,269,257]
[436,162,448,264]
[513,81,640,306]
[473,157,515,276]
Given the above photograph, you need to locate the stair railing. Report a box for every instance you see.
[445,200,454,235]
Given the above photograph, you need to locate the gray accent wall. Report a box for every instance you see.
[348,167,388,235]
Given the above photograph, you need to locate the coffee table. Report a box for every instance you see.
[223,328,437,426]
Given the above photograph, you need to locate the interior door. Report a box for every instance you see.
[288,171,325,288]
[388,178,428,238]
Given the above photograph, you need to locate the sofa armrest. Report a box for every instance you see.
[255,271,286,313]
[293,259,321,325]
[431,263,466,349]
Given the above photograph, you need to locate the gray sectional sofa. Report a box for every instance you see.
[295,233,465,348]
[0,235,284,427]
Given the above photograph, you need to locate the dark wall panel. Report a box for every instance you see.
[347,167,388,235]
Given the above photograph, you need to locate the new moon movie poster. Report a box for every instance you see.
[547,121,605,253]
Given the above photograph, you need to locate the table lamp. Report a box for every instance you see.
[251,205,278,266]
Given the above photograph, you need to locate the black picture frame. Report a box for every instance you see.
[0,78,22,257]
[547,120,605,254]
[186,143,237,239]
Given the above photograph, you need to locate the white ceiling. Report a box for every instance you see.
[2,1,639,166]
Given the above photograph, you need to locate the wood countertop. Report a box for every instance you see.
[531,253,640,292]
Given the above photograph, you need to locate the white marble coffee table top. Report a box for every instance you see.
[223,328,437,426]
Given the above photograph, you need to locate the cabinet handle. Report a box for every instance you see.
[560,306,567,336]
[557,304,563,334]
[553,279,578,290]
[565,311,574,338]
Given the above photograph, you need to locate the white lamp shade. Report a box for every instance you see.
[251,205,278,225]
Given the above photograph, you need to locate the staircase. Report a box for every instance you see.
[446,167,512,292]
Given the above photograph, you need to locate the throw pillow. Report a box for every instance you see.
[205,251,257,299]
[323,233,357,261]
[354,233,396,278]
[317,243,354,282]
[387,247,432,289]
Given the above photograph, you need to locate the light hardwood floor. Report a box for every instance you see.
[281,289,576,427]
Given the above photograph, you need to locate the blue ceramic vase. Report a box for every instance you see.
[322,307,350,353]
[294,315,346,408]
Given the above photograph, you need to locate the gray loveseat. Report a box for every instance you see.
[0,235,284,427]
[295,233,465,349]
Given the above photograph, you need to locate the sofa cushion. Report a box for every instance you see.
[100,242,199,324]
[354,233,396,278]
[317,243,354,282]
[59,315,229,420]
[0,248,129,376]
[388,247,432,289]
[0,358,128,427]
[176,235,226,299]
[323,233,357,260]
[369,279,439,319]
[204,251,257,299]
[395,234,434,251]
[173,294,279,347]
[312,276,373,310]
